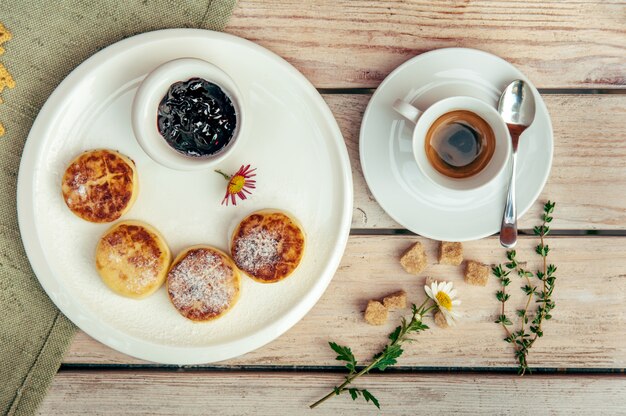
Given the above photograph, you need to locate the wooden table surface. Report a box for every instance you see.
[40,1,626,414]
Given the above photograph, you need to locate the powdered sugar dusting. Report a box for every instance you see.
[168,249,237,319]
[68,172,88,202]
[233,229,279,273]
[128,255,159,293]
[71,170,87,188]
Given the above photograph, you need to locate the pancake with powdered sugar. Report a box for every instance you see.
[231,209,305,283]
[167,245,241,321]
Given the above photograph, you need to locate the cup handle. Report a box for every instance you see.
[392,99,423,124]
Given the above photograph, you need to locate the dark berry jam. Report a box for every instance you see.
[157,78,237,157]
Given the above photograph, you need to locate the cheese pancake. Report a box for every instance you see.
[62,149,138,223]
[95,220,171,299]
[167,246,241,322]
[231,209,305,283]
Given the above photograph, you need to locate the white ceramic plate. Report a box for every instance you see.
[17,29,353,364]
[360,48,553,241]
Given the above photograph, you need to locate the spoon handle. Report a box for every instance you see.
[500,147,518,248]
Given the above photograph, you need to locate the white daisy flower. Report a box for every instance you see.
[424,280,461,326]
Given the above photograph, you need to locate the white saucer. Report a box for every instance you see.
[359,48,553,241]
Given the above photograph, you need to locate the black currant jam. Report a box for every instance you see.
[157,78,237,157]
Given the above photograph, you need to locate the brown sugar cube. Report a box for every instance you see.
[465,260,490,286]
[434,310,449,328]
[400,242,427,275]
[383,290,407,309]
[438,241,463,265]
[364,300,388,326]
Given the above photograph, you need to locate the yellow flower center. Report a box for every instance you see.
[436,291,452,311]
[228,175,246,193]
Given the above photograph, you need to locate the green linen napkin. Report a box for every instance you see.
[0,1,236,414]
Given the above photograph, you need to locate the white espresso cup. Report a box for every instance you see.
[393,96,511,191]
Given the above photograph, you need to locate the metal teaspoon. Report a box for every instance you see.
[498,80,536,248]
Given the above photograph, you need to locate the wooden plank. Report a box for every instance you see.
[226,0,626,89]
[40,371,626,415]
[332,94,626,230]
[64,235,626,369]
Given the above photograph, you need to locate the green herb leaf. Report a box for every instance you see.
[372,344,403,371]
[329,342,357,373]
[496,291,511,302]
[348,388,359,400]
[495,314,513,326]
[362,390,380,409]
[492,265,506,278]
[388,326,402,344]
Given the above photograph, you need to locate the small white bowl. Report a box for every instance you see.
[132,58,244,170]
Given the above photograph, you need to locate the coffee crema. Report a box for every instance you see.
[424,110,495,179]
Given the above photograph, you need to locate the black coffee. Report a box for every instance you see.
[425,110,495,179]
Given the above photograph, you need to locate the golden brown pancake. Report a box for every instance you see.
[95,220,171,299]
[61,149,138,223]
[167,246,241,322]
[231,209,305,283]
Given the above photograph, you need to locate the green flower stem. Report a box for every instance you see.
[531,229,548,344]
[498,283,519,354]
[422,305,437,315]
[214,169,231,181]
[520,273,533,334]
[510,264,534,335]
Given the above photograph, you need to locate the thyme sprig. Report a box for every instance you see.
[310,299,435,409]
[493,201,557,375]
